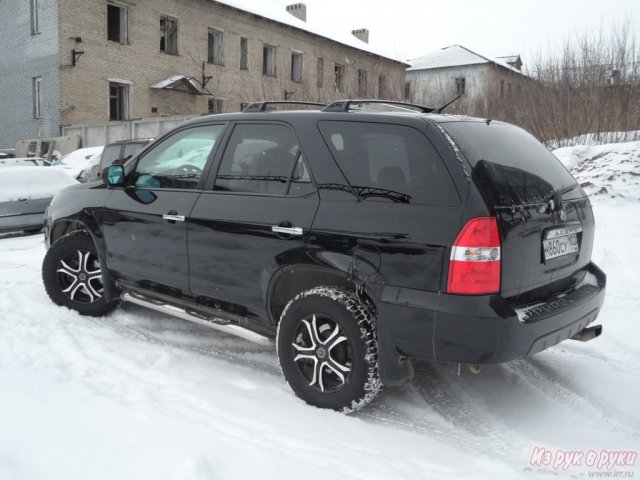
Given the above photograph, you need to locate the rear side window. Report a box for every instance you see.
[215,123,312,196]
[442,121,577,206]
[318,121,458,205]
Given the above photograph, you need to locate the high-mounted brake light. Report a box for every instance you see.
[447,217,501,295]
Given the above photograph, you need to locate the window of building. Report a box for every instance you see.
[208,98,223,113]
[30,0,39,34]
[291,51,303,82]
[316,58,324,88]
[357,69,367,96]
[507,83,512,96]
[109,82,129,121]
[33,77,43,119]
[500,79,505,98]
[240,37,248,70]
[404,81,411,100]
[160,16,178,54]
[215,124,306,196]
[334,64,344,92]
[263,44,276,76]
[378,76,387,99]
[455,77,466,95]
[318,121,459,206]
[107,2,128,44]
[208,28,223,65]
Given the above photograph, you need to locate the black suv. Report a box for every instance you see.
[41,100,606,412]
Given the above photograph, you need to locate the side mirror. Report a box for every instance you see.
[103,164,125,186]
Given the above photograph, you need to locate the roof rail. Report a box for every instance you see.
[322,99,435,113]
[242,101,327,112]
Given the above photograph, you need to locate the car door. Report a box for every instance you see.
[100,123,227,294]
[188,122,319,322]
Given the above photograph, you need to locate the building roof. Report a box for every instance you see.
[407,45,524,75]
[212,0,407,65]
[495,54,521,65]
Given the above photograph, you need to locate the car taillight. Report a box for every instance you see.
[447,217,501,295]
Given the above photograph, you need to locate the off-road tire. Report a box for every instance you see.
[42,231,118,316]
[276,287,382,412]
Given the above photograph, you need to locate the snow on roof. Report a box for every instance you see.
[151,75,207,95]
[496,54,521,64]
[211,0,407,64]
[407,45,524,75]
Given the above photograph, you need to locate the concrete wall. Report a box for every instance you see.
[57,0,406,127]
[0,0,60,149]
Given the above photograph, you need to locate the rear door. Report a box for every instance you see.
[188,122,319,321]
[101,123,226,293]
[442,121,591,299]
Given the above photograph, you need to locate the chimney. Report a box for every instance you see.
[286,3,306,22]
[351,28,369,44]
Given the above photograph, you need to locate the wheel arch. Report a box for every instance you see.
[267,265,376,326]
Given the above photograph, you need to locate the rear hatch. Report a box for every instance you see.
[442,120,594,300]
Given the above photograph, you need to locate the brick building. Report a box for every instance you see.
[0,0,407,149]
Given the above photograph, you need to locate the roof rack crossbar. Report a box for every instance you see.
[242,101,327,112]
[321,99,435,113]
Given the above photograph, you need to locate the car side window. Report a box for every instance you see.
[318,121,459,205]
[215,123,305,196]
[132,125,224,190]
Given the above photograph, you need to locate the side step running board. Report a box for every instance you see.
[122,292,273,346]
[570,324,603,342]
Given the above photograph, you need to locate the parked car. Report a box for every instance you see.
[51,146,104,181]
[41,100,606,412]
[0,167,78,234]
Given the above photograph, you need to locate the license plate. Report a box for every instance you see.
[543,234,579,261]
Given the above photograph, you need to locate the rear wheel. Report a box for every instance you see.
[42,231,118,316]
[276,287,381,412]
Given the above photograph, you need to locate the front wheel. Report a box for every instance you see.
[276,287,382,412]
[42,231,118,316]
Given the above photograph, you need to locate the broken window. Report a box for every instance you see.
[334,64,344,92]
[240,37,248,70]
[358,69,367,96]
[33,77,43,119]
[291,51,303,82]
[455,77,466,95]
[30,0,39,34]
[317,58,324,88]
[160,16,178,54]
[107,2,128,44]
[109,82,129,121]
[263,44,276,76]
[208,98,223,113]
[208,28,223,65]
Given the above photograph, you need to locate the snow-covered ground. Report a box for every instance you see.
[1,142,639,479]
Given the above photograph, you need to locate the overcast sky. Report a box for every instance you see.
[289,0,639,65]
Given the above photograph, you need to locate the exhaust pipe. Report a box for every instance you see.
[122,292,273,346]
[570,324,602,342]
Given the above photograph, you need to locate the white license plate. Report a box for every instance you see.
[543,234,579,261]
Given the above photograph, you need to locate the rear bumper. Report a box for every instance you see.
[376,262,606,380]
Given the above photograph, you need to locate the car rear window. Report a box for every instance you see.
[318,121,459,205]
[442,121,577,206]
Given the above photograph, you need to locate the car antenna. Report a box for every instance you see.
[434,94,462,113]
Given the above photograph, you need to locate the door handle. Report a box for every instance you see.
[163,210,185,222]
[272,224,303,236]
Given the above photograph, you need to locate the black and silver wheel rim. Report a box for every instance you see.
[56,249,104,304]
[291,314,353,393]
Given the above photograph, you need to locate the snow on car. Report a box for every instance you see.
[0,167,78,234]
[51,146,104,180]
